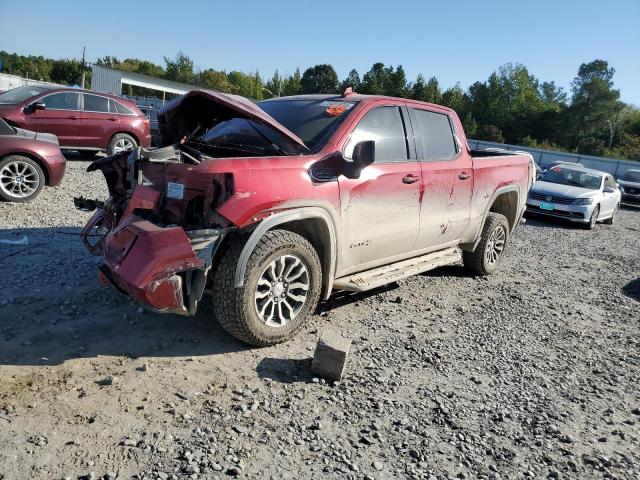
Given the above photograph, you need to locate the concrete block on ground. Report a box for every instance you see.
[311,330,351,381]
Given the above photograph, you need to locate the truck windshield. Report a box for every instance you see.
[192,117,297,157]
[258,99,357,152]
[542,167,602,190]
[0,86,49,104]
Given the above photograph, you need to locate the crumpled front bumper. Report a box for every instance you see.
[82,212,225,314]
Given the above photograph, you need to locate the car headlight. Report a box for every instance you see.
[572,198,593,205]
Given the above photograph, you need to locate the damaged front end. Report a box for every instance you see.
[76,147,233,315]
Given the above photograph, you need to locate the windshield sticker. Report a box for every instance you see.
[326,105,347,116]
[321,101,354,116]
[320,101,354,109]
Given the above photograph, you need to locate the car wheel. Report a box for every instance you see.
[107,133,137,156]
[585,205,600,230]
[211,229,322,346]
[602,203,618,225]
[463,212,510,276]
[0,155,45,203]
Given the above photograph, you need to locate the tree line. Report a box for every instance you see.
[1,50,638,160]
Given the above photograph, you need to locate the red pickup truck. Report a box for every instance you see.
[77,90,535,346]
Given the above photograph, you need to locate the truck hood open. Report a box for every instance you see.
[157,90,308,152]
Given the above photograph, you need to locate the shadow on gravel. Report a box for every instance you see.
[61,150,102,162]
[318,283,398,313]
[0,226,249,366]
[256,357,313,384]
[422,265,469,279]
[622,277,640,302]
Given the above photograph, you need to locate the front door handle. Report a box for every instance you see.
[402,174,419,184]
[68,115,79,120]
[459,172,471,180]
[107,117,118,122]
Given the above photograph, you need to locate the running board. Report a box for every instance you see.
[333,247,462,292]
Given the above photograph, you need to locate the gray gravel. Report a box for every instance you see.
[0,156,638,480]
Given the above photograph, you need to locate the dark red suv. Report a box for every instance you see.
[0,86,151,155]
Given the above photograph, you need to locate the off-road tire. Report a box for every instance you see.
[211,229,322,346]
[602,203,618,225]
[463,212,510,276]
[0,155,45,203]
[106,133,137,156]
[584,205,600,230]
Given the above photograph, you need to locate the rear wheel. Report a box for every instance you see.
[463,212,510,276]
[107,133,137,156]
[0,155,45,202]
[211,230,322,346]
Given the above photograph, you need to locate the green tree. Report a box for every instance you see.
[300,64,338,93]
[476,125,505,143]
[565,59,623,155]
[197,69,230,92]
[264,70,282,98]
[282,68,302,96]
[411,75,441,103]
[385,65,409,97]
[441,83,467,115]
[50,59,84,85]
[339,69,362,93]
[164,52,195,84]
[361,62,387,95]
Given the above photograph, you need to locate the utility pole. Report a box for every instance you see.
[81,46,86,89]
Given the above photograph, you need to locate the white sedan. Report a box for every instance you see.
[526,165,621,229]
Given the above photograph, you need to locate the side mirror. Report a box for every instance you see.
[342,140,375,179]
[27,102,46,112]
[604,187,616,193]
[351,140,375,169]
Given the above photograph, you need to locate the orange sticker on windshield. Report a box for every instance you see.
[326,105,347,116]
[552,166,562,172]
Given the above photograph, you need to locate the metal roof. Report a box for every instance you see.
[91,65,199,96]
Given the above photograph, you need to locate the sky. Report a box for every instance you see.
[1,0,639,104]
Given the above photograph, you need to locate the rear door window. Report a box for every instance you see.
[114,102,134,115]
[83,94,110,113]
[41,92,80,110]
[344,106,408,163]
[410,108,457,161]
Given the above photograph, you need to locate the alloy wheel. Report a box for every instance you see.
[485,224,506,266]
[113,138,135,153]
[0,160,40,199]
[254,254,310,328]
[590,206,600,228]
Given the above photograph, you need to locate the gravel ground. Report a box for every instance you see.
[0,157,639,480]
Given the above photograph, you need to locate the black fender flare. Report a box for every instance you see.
[233,207,338,300]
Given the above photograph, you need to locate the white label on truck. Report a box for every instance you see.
[167,182,185,199]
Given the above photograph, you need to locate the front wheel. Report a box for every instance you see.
[584,205,600,230]
[0,155,45,202]
[211,230,322,346]
[463,212,510,276]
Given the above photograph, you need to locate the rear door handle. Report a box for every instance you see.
[68,115,78,120]
[107,117,118,122]
[459,172,471,180]
[402,174,419,184]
